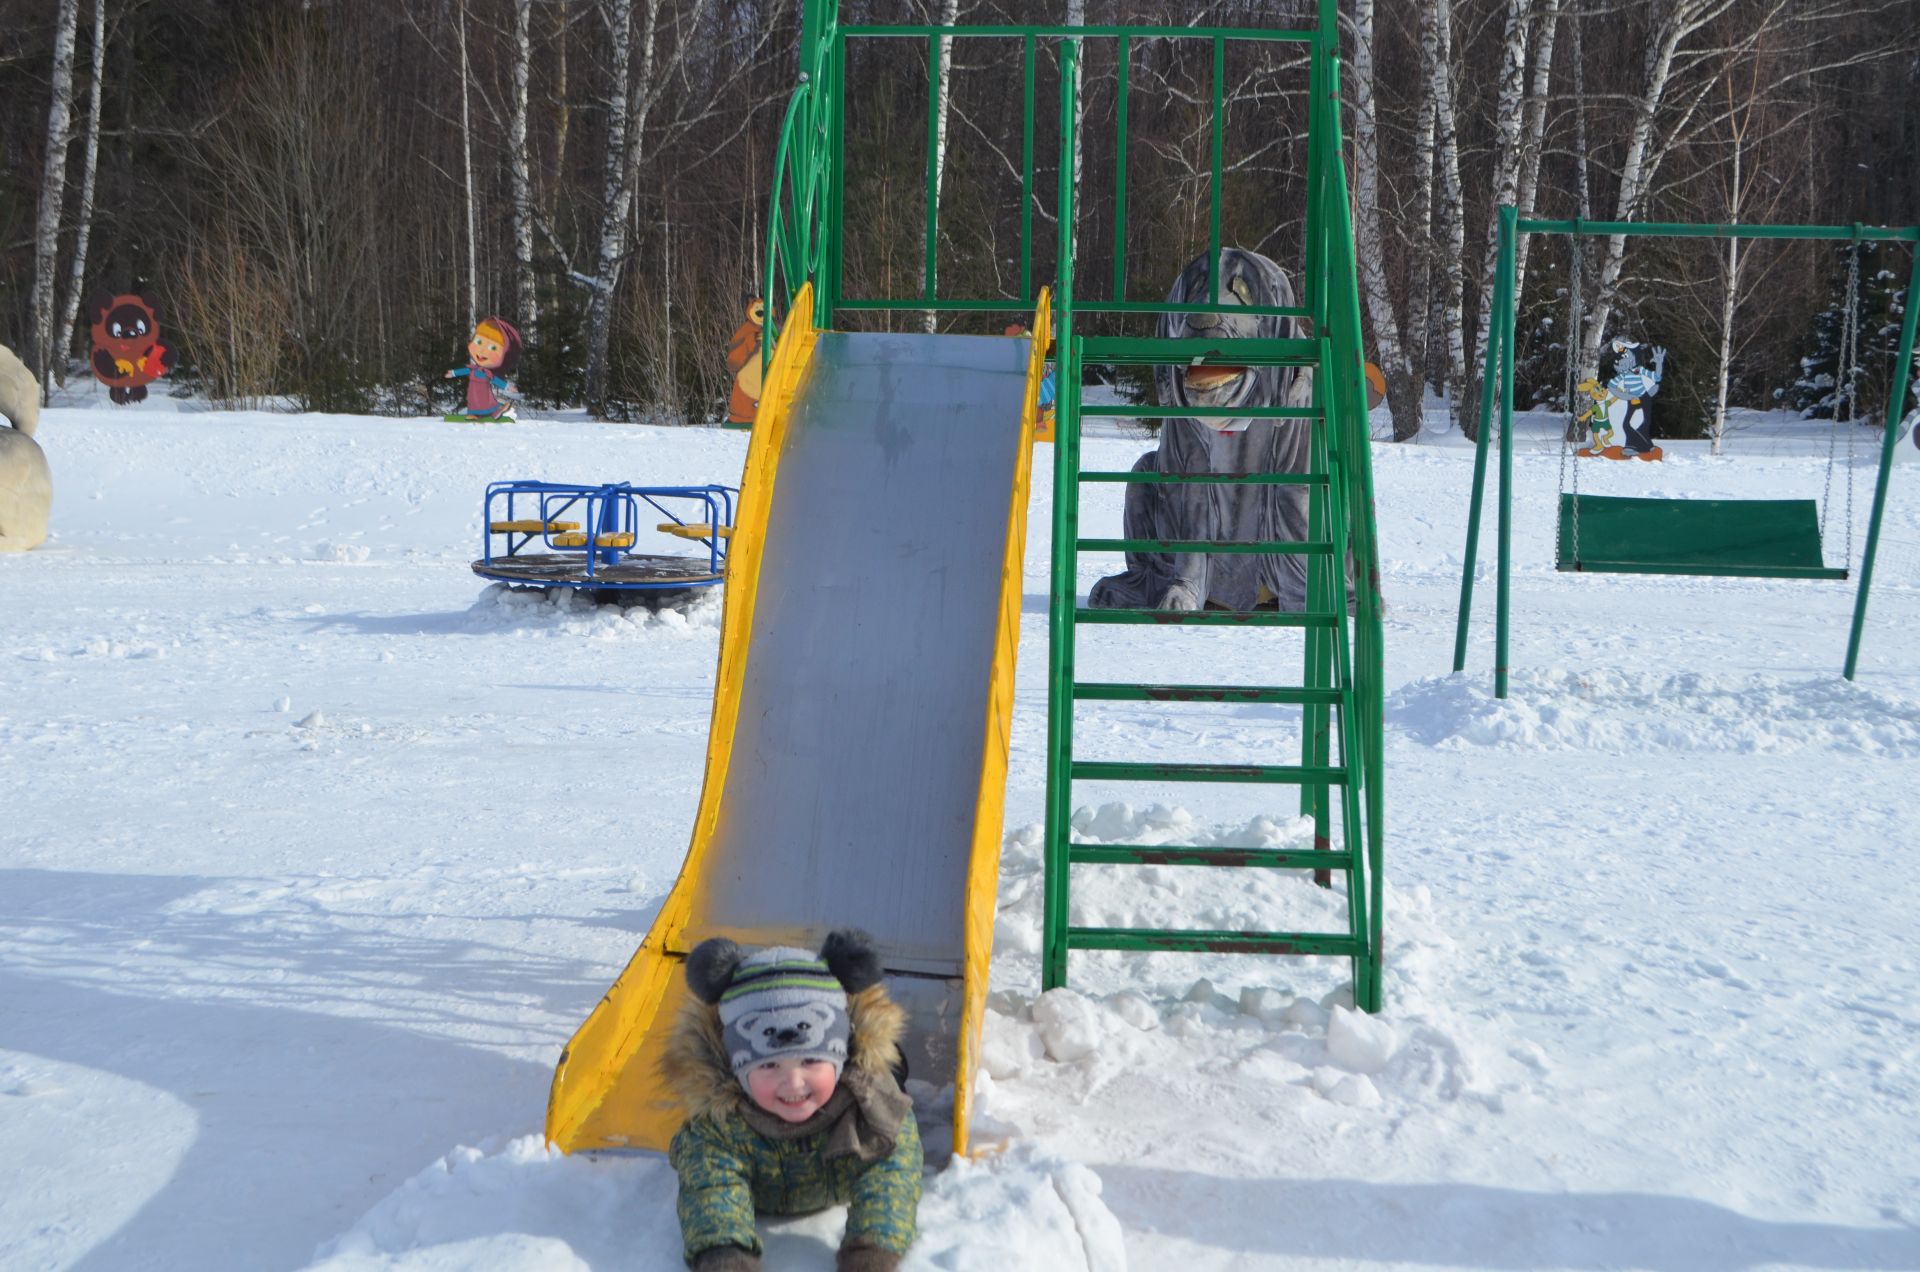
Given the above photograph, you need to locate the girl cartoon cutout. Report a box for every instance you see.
[445,317,522,421]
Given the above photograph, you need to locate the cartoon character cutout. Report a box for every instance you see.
[725,298,766,427]
[445,317,522,422]
[1603,337,1666,460]
[89,293,175,405]
[1004,322,1057,441]
[1573,377,1615,454]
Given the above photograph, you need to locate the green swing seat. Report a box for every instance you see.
[1556,494,1848,579]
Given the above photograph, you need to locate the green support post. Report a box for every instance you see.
[1041,35,1081,993]
[1494,205,1518,701]
[1845,244,1920,678]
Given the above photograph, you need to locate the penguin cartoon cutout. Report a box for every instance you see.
[724,298,766,428]
[89,293,175,404]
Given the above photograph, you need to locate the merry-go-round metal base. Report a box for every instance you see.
[470,552,723,610]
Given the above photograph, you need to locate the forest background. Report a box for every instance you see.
[2,0,1916,441]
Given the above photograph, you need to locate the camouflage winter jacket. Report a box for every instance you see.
[663,983,923,1264]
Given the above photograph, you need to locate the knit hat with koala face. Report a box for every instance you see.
[685,929,884,1087]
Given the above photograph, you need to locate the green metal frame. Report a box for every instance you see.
[1453,209,1920,698]
[763,1,1387,1011]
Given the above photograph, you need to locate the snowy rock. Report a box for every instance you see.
[1073,802,1138,842]
[1239,986,1292,1020]
[1107,991,1160,1032]
[1031,988,1107,1063]
[1312,1066,1382,1108]
[273,696,292,713]
[1284,997,1331,1030]
[296,710,326,729]
[1326,1006,1398,1074]
[1183,978,1236,1013]
[980,1010,1047,1080]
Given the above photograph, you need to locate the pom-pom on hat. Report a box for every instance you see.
[685,929,884,1086]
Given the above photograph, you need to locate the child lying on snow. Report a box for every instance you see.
[665,929,922,1271]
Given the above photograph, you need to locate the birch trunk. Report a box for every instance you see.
[457,0,478,329]
[584,0,713,414]
[1409,58,1435,404]
[1066,0,1083,266]
[1465,0,1533,434]
[583,0,635,413]
[553,0,570,205]
[923,0,961,333]
[55,0,106,388]
[1429,0,1469,435]
[1350,0,1421,441]
[30,0,81,397]
[1579,0,1738,373]
[1511,0,1562,285]
[511,0,538,343]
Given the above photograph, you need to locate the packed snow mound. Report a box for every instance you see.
[992,808,1345,960]
[909,1144,1127,1271]
[465,580,720,639]
[1388,668,1920,756]
[303,1136,662,1271]
[303,1134,1126,1272]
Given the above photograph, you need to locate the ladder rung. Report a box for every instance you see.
[1079,336,1322,368]
[1079,471,1326,486]
[1066,926,1359,957]
[1073,607,1338,628]
[1079,538,1335,555]
[1074,682,1342,704]
[1069,844,1352,871]
[1071,760,1348,786]
[1084,405,1321,420]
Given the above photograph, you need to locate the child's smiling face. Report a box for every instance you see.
[744,1055,839,1123]
[469,326,506,369]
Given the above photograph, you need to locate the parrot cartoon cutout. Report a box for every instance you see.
[89,292,175,404]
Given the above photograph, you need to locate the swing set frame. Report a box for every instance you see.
[1454,206,1920,699]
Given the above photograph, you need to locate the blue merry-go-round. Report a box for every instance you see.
[470,480,735,607]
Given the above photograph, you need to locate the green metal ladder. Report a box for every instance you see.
[1038,23,1385,1011]
[1042,336,1382,1011]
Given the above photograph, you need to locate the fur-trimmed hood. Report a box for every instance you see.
[662,981,908,1124]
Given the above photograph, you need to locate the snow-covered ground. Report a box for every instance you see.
[4,384,1918,1271]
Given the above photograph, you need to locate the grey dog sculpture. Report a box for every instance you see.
[1089,248,1318,611]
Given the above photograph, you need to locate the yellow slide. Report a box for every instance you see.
[546,288,1051,1160]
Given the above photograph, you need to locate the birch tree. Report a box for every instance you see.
[54,0,107,387]
[923,0,962,332]
[30,0,81,397]
[582,0,718,415]
[511,0,538,344]
[1463,0,1548,430]
[1427,0,1468,432]
[1348,0,1423,440]
[457,0,479,329]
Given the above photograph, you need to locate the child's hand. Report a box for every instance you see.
[444,370,455,378]
[506,382,518,394]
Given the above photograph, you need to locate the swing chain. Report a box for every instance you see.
[1558,239,1585,568]
[1822,242,1861,555]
